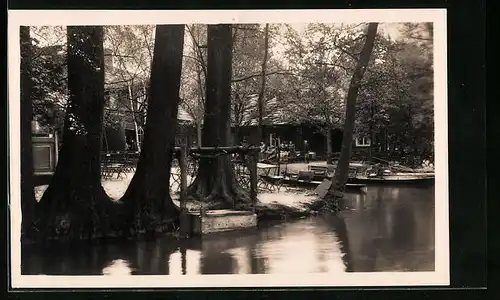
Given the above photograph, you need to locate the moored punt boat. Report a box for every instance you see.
[348,174,435,185]
[261,174,367,192]
[283,177,367,191]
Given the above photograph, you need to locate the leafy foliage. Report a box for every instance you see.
[29,31,68,134]
[355,24,434,164]
[180,24,207,128]
[280,24,364,135]
[27,23,435,165]
[27,26,156,137]
[278,23,434,165]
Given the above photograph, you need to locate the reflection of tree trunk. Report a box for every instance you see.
[330,23,379,194]
[36,26,115,241]
[149,242,161,274]
[200,251,234,274]
[119,25,185,233]
[324,213,354,272]
[20,26,35,238]
[187,25,250,208]
[249,248,260,274]
[181,244,187,275]
[326,127,333,165]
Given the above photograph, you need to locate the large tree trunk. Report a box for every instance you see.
[326,127,333,165]
[331,23,379,194]
[35,26,115,241]
[20,26,35,239]
[257,24,270,143]
[119,25,185,234]
[187,25,250,209]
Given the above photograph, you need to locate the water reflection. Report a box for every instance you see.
[102,259,132,276]
[338,185,435,272]
[22,186,434,275]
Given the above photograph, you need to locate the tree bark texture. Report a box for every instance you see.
[35,26,115,241]
[187,24,251,209]
[332,23,379,193]
[20,26,36,238]
[119,25,185,234]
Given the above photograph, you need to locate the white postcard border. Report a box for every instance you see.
[8,9,449,288]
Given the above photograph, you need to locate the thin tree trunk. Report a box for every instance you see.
[407,104,418,166]
[128,82,141,152]
[369,98,374,161]
[119,25,185,234]
[20,26,35,239]
[103,128,109,152]
[195,62,205,147]
[330,23,379,195]
[234,125,241,144]
[36,26,114,241]
[142,83,148,129]
[257,24,270,143]
[196,121,202,146]
[326,127,333,165]
[187,24,250,209]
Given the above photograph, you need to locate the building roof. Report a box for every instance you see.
[178,107,193,122]
[237,94,293,126]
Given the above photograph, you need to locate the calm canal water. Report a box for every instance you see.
[21,185,434,275]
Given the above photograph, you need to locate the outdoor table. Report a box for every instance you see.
[256,163,283,192]
[257,163,280,177]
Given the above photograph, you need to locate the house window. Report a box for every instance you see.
[138,127,144,146]
[355,136,371,147]
[32,120,52,137]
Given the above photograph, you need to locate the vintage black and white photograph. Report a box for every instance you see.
[8,9,448,288]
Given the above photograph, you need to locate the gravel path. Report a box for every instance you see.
[34,171,316,211]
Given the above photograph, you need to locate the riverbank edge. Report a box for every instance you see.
[19,200,318,246]
[255,202,314,221]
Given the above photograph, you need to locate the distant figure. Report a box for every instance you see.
[126,138,136,152]
[260,141,267,152]
[280,140,286,151]
[289,141,296,162]
[241,138,248,147]
[304,140,310,163]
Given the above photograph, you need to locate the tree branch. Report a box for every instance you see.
[232,70,310,83]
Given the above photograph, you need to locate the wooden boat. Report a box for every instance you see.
[260,173,367,192]
[348,173,435,185]
[283,177,366,191]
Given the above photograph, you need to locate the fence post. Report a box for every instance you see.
[54,130,59,167]
[250,150,258,214]
[179,147,190,238]
[277,139,281,175]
